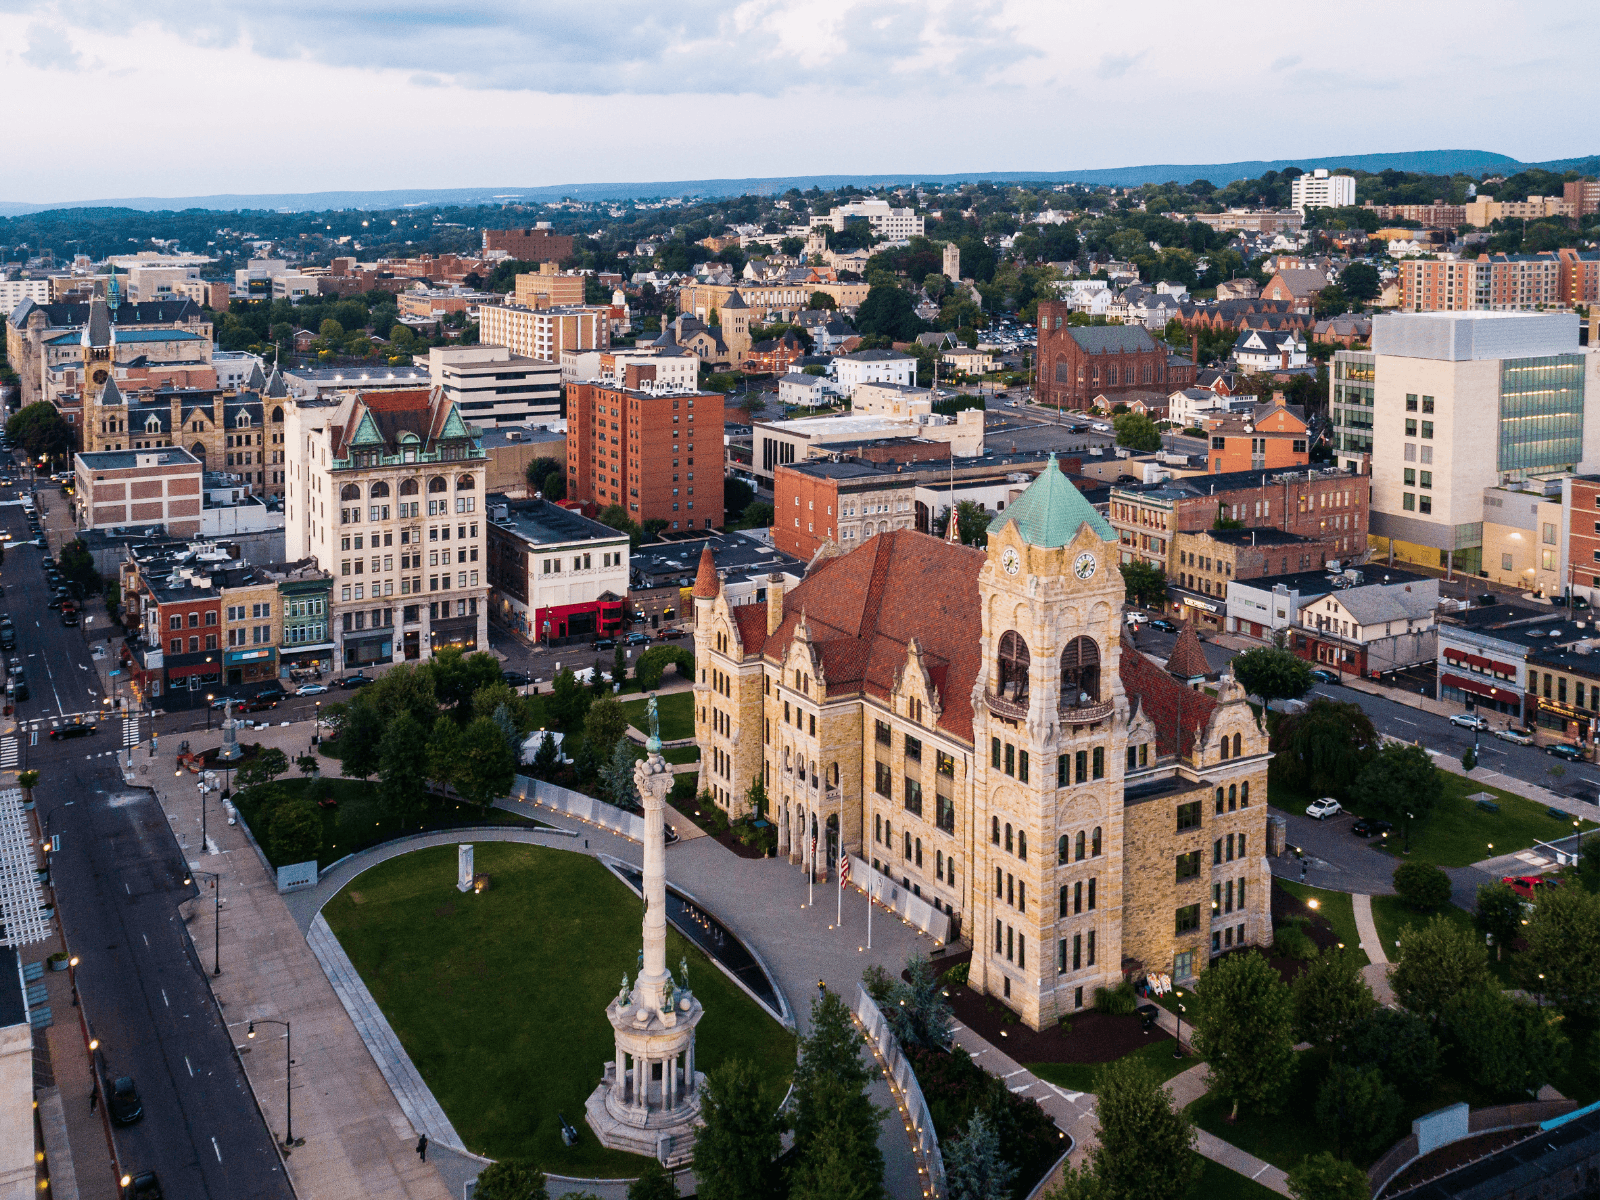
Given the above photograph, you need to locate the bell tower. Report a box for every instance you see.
[720,289,752,366]
[80,295,121,452]
[970,454,1126,1029]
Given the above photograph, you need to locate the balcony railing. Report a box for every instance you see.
[1059,697,1114,724]
[982,688,1028,720]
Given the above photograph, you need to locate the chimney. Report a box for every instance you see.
[1191,332,1199,368]
[767,573,785,636]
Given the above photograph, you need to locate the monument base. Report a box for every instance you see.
[584,1065,704,1167]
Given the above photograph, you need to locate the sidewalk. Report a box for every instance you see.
[1351,894,1397,1007]
[141,719,453,1200]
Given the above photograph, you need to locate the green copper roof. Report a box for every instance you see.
[988,453,1116,548]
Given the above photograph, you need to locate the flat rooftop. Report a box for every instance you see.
[488,496,626,547]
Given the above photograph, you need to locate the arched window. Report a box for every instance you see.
[1075,831,1086,861]
[399,478,419,496]
[1059,886,1069,917]
[992,816,1000,845]
[1060,637,1101,708]
[1017,830,1027,861]
[1058,835,1069,865]
[340,484,361,501]
[190,441,206,464]
[1091,826,1102,856]
[369,481,390,498]
[1215,787,1225,814]
[428,476,447,494]
[1233,732,1242,757]
[1004,823,1013,854]
[457,475,475,491]
[272,406,284,423]
[235,410,252,428]
[1220,737,1230,760]
[997,631,1030,701]
[1229,784,1237,811]
[1240,781,1250,807]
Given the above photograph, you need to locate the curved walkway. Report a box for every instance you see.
[1352,893,1399,1007]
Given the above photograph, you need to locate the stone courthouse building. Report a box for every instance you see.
[691,455,1269,1029]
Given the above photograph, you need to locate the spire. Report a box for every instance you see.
[1165,623,1210,683]
[100,376,124,407]
[81,297,113,349]
[721,287,747,310]
[692,544,720,598]
[264,366,287,398]
[987,452,1115,548]
[244,359,267,391]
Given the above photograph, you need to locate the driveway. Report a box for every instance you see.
[1269,804,1400,896]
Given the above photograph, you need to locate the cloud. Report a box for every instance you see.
[1269,54,1301,71]
[20,21,79,69]
[1094,50,1142,80]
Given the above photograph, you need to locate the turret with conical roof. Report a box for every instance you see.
[264,366,287,398]
[691,544,719,599]
[244,359,267,392]
[987,452,1116,548]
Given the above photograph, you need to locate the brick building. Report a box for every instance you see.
[1204,400,1310,473]
[1570,476,1600,598]
[1557,249,1600,307]
[692,459,1269,1030]
[1035,306,1186,411]
[485,496,630,643]
[481,227,575,263]
[1398,254,1564,312]
[1168,528,1345,631]
[75,448,203,535]
[565,383,725,533]
[514,265,587,309]
[1360,202,1466,228]
[479,303,611,363]
[772,460,920,560]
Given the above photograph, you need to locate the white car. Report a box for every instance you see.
[1494,727,1534,745]
[297,683,329,696]
[1448,712,1489,731]
[1305,797,1343,821]
[1092,422,1111,433]
[1125,612,1148,627]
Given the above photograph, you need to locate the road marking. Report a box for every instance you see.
[185,1056,193,1077]
[212,1137,221,1162]
[141,934,148,947]
[1393,717,1416,725]
[1002,1068,1027,1078]
[124,882,130,894]
[161,988,169,1007]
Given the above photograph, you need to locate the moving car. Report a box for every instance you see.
[1350,817,1393,838]
[592,637,617,651]
[1546,742,1586,762]
[237,696,278,713]
[1305,797,1343,820]
[1503,875,1561,900]
[500,671,531,687]
[107,1076,143,1125]
[296,683,329,696]
[1448,712,1490,731]
[1493,727,1534,745]
[1091,422,1111,432]
[1309,669,1340,685]
[1148,618,1177,633]
[656,628,686,640]
[340,673,371,689]
[625,631,652,646]
[48,723,94,741]
[122,1171,162,1200]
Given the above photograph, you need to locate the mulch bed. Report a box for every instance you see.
[1379,1127,1537,1197]
[1270,878,1344,953]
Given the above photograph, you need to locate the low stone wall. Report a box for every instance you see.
[1371,1098,1577,1196]
[854,984,946,1200]
[510,775,647,842]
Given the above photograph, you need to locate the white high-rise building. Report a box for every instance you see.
[1290,169,1357,213]
[808,199,924,240]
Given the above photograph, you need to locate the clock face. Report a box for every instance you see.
[1073,552,1098,581]
[1001,547,1020,576]
[92,369,108,384]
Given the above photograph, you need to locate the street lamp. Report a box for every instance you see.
[1404,811,1413,854]
[206,693,215,731]
[184,870,221,976]
[1172,989,1186,1059]
[247,1018,299,1147]
[313,700,321,745]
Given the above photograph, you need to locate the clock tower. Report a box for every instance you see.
[970,454,1127,1028]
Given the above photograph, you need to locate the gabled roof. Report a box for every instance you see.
[1165,624,1211,680]
[1064,325,1158,355]
[987,453,1116,548]
[1120,645,1217,758]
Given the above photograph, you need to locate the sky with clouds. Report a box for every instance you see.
[1,0,1594,203]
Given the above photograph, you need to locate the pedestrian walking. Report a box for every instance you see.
[416,1134,427,1162]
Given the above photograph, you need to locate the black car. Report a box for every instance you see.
[340,673,371,689]
[1547,743,1586,763]
[123,1171,162,1200]
[1310,669,1340,685]
[46,596,63,609]
[254,686,286,704]
[625,631,652,646]
[48,723,94,741]
[501,670,531,687]
[593,637,617,651]
[1147,618,1177,633]
[108,1076,143,1125]
[61,610,78,627]
[1351,817,1393,838]
[237,696,278,713]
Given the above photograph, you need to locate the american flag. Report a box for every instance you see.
[839,853,850,888]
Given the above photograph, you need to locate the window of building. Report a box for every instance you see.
[1176,851,1201,880]
[1176,801,1201,831]
[1175,904,1201,935]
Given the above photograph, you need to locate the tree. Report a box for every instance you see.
[599,737,642,810]
[1192,951,1297,1118]
[883,954,953,1051]
[339,699,385,780]
[364,663,439,730]
[428,648,503,717]
[793,990,872,1145]
[546,668,592,730]
[1268,699,1379,799]
[472,1161,548,1200]
[1312,285,1350,319]
[1315,1063,1402,1160]
[524,456,562,492]
[1392,860,1451,911]
[808,291,837,311]
[6,402,76,465]
[453,716,516,808]
[953,500,990,547]
[944,1110,1015,1200]
[1085,1055,1201,1200]
[626,1160,676,1200]
[854,285,923,341]
[1118,560,1167,608]
[426,715,463,793]
[236,747,289,790]
[378,713,430,825]
[268,796,321,864]
[1355,742,1443,826]
[472,681,525,727]
[1347,1007,1439,1097]
[1111,412,1161,453]
[742,501,774,529]
[1292,950,1376,1047]
[789,1118,882,1200]
[1443,986,1569,1094]
[1286,1151,1372,1200]
[724,477,756,523]
[693,1059,782,1200]
[1520,883,1600,1020]
[583,696,629,757]
[1339,263,1381,303]
[1391,913,1491,1024]
[1231,646,1314,704]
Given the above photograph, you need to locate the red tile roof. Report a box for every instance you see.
[1165,623,1211,679]
[1119,646,1217,759]
[692,544,719,598]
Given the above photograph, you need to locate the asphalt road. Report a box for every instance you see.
[1,496,294,1199]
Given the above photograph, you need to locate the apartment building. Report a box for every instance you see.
[264,560,335,678]
[1563,181,1600,218]
[485,496,629,642]
[1360,202,1467,228]
[482,227,574,263]
[808,199,924,240]
[772,460,920,560]
[478,303,611,363]
[1342,311,1599,577]
[692,461,1269,1031]
[513,264,586,309]
[565,382,725,532]
[1556,249,1600,307]
[834,349,917,396]
[284,387,490,669]
[427,345,562,426]
[1204,399,1310,474]
[1192,211,1303,235]
[1290,169,1356,212]
[1463,195,1575,226]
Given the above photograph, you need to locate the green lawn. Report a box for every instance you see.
[662,745,700,765]
[619,690,694,741]
[1187,1053,1337,1173]
[1274,879,1370,968]
[1190,1155,1282,1200]
[1027,1040,1196,1093]
[323,843,795,1172]
[1368,893,1481,965]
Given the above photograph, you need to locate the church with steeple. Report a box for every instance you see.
[692,455,1270,1028]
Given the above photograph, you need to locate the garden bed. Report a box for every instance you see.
[940,979,1174,1064]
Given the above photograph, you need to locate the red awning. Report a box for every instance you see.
[1440,672,1516,700]
[167,663,219,679]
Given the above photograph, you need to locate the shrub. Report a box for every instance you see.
[1093,981,1138,1015]
[942,961,970,986]
[1348,1007,1440,1096]
[1315,1063,1403,1159]
[1272,921,1318,961]
[862,964,895,1005]
[1393,860,1452,911]
[268,796,321,865]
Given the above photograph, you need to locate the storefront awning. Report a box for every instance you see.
[224,647,276,665]
[1441,672,1516,701]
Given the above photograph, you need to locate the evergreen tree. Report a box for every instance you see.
[789,1120,882,1200]
[1285,1152,1370,1200]
[693,1059,781,1200]
[625,1159,676,1200]
[792,990,873,1147]
[528,730,561,779]
[884,953,953,1051]
[1315,1063,1402,1159]
[599,737,642,811]
[944,1111,1015,1200]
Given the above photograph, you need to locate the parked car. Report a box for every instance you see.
[107,1076,143,1125]
[1503,875,1561,900]
[1091,422,1111,432]
[592,637,617,651]
[1148,618,1176,633]
[45,596,63,609]
[122,1171,163,1200]
[339,673,371,689]
[1124,612,1148,627]
[1546,742,1586,762]
[1448,712,1490,731]
[625,631,652,646]
[296,683,329,696]
[48,723,94,741]
[1309,669,1340,685]
[1305,797,1343,820]
[254,686,286,704]
[1350,817,1393,838]
[656,627,687,640]
[501,671,531,687]
[1493,727,1534,745]
[237,696,277,713]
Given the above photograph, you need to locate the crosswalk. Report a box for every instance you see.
[0,738,14,770]
[122,717,139,748]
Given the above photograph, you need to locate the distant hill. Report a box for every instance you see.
[0,149,1591,216]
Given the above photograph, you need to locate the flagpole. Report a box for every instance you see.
[867,883,873,948]
[836,855,843,927]
[809,834,814,908]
